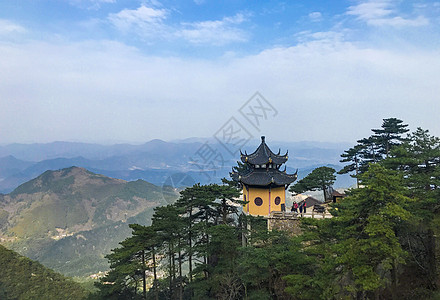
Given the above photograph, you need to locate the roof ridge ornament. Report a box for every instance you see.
[261,136,265,143]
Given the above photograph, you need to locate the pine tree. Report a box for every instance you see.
[95,237,144,299]
[339,118,409,179]
[372,117,409,157]
[209,184,242,225]
[289,166,336,202]
[151,205,186,300]
[287,164,413,299]
[384,127,440,290]
[335,165,412,298]
[174,184,206,284]
[338,144,363,187]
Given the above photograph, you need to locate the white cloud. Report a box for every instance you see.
[0,19,26,35]
[347,1,392,20]
[308,12,322,22]
[1,35,439,144]
[178,13,248,45]
[108,6,247,45]
[368,15,428,26]
[108,5,168,36]
[347,0,429,27]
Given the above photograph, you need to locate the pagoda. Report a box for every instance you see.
[231,136,297,216]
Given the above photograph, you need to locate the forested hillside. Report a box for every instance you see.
[0,167,178,277]
[0,244,87,299]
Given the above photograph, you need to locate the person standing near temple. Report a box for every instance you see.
[303,201,307,213]
[299,202,303,213]
[291,202,298,213]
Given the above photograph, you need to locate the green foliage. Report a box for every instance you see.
[241,227,311,299]
[339,118,409,180]
[285,164,413,299]
[222,161,252,188]
[0,244,87,300]
[289,166,336,201]
[383,127,440,292]
[336,165,411,292]
[73,277,99,294]
[372,117,409,157]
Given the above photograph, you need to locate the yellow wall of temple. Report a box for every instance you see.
[270,186,286,212]
[243,186,286,216]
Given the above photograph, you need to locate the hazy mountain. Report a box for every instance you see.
[0,244,87,299]
[0,155,34,180]
[0,141,141,161]
[0,167,178,277]
[0,139,355,193]
[0,139,203,161]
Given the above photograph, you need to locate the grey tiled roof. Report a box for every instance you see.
[240,136,288,165]
[236,169,297,186]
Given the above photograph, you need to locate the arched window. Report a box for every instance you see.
[274,196,281,205]
[254,197,263,206]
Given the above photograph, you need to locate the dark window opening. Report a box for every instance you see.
[254,197,263,206]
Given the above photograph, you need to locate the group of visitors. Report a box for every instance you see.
[291,201,306,213]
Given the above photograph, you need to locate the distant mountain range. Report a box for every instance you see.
[0,167,178,277]
[0,139,355,193]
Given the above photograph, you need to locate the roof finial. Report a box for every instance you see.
[261,136,265,143]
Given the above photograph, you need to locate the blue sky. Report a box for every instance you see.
[1,0,440,144]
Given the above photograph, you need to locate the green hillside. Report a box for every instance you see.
[0,167,178,277]
[0,244,87,299]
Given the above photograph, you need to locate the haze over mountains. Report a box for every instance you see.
[0,138,354,194]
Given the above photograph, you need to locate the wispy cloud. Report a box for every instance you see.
[0,19,26,35]
[107,5,249,45]
[347,0,428,27]
[308,12,322,22]
[108,5,168,37]
[178,13,248,45]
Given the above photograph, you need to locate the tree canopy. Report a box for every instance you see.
[289,166,336,201]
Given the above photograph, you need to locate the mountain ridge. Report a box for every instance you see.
[0,139,355,193]
[0,166,177,277]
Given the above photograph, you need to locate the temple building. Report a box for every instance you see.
[231,136,298,216]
